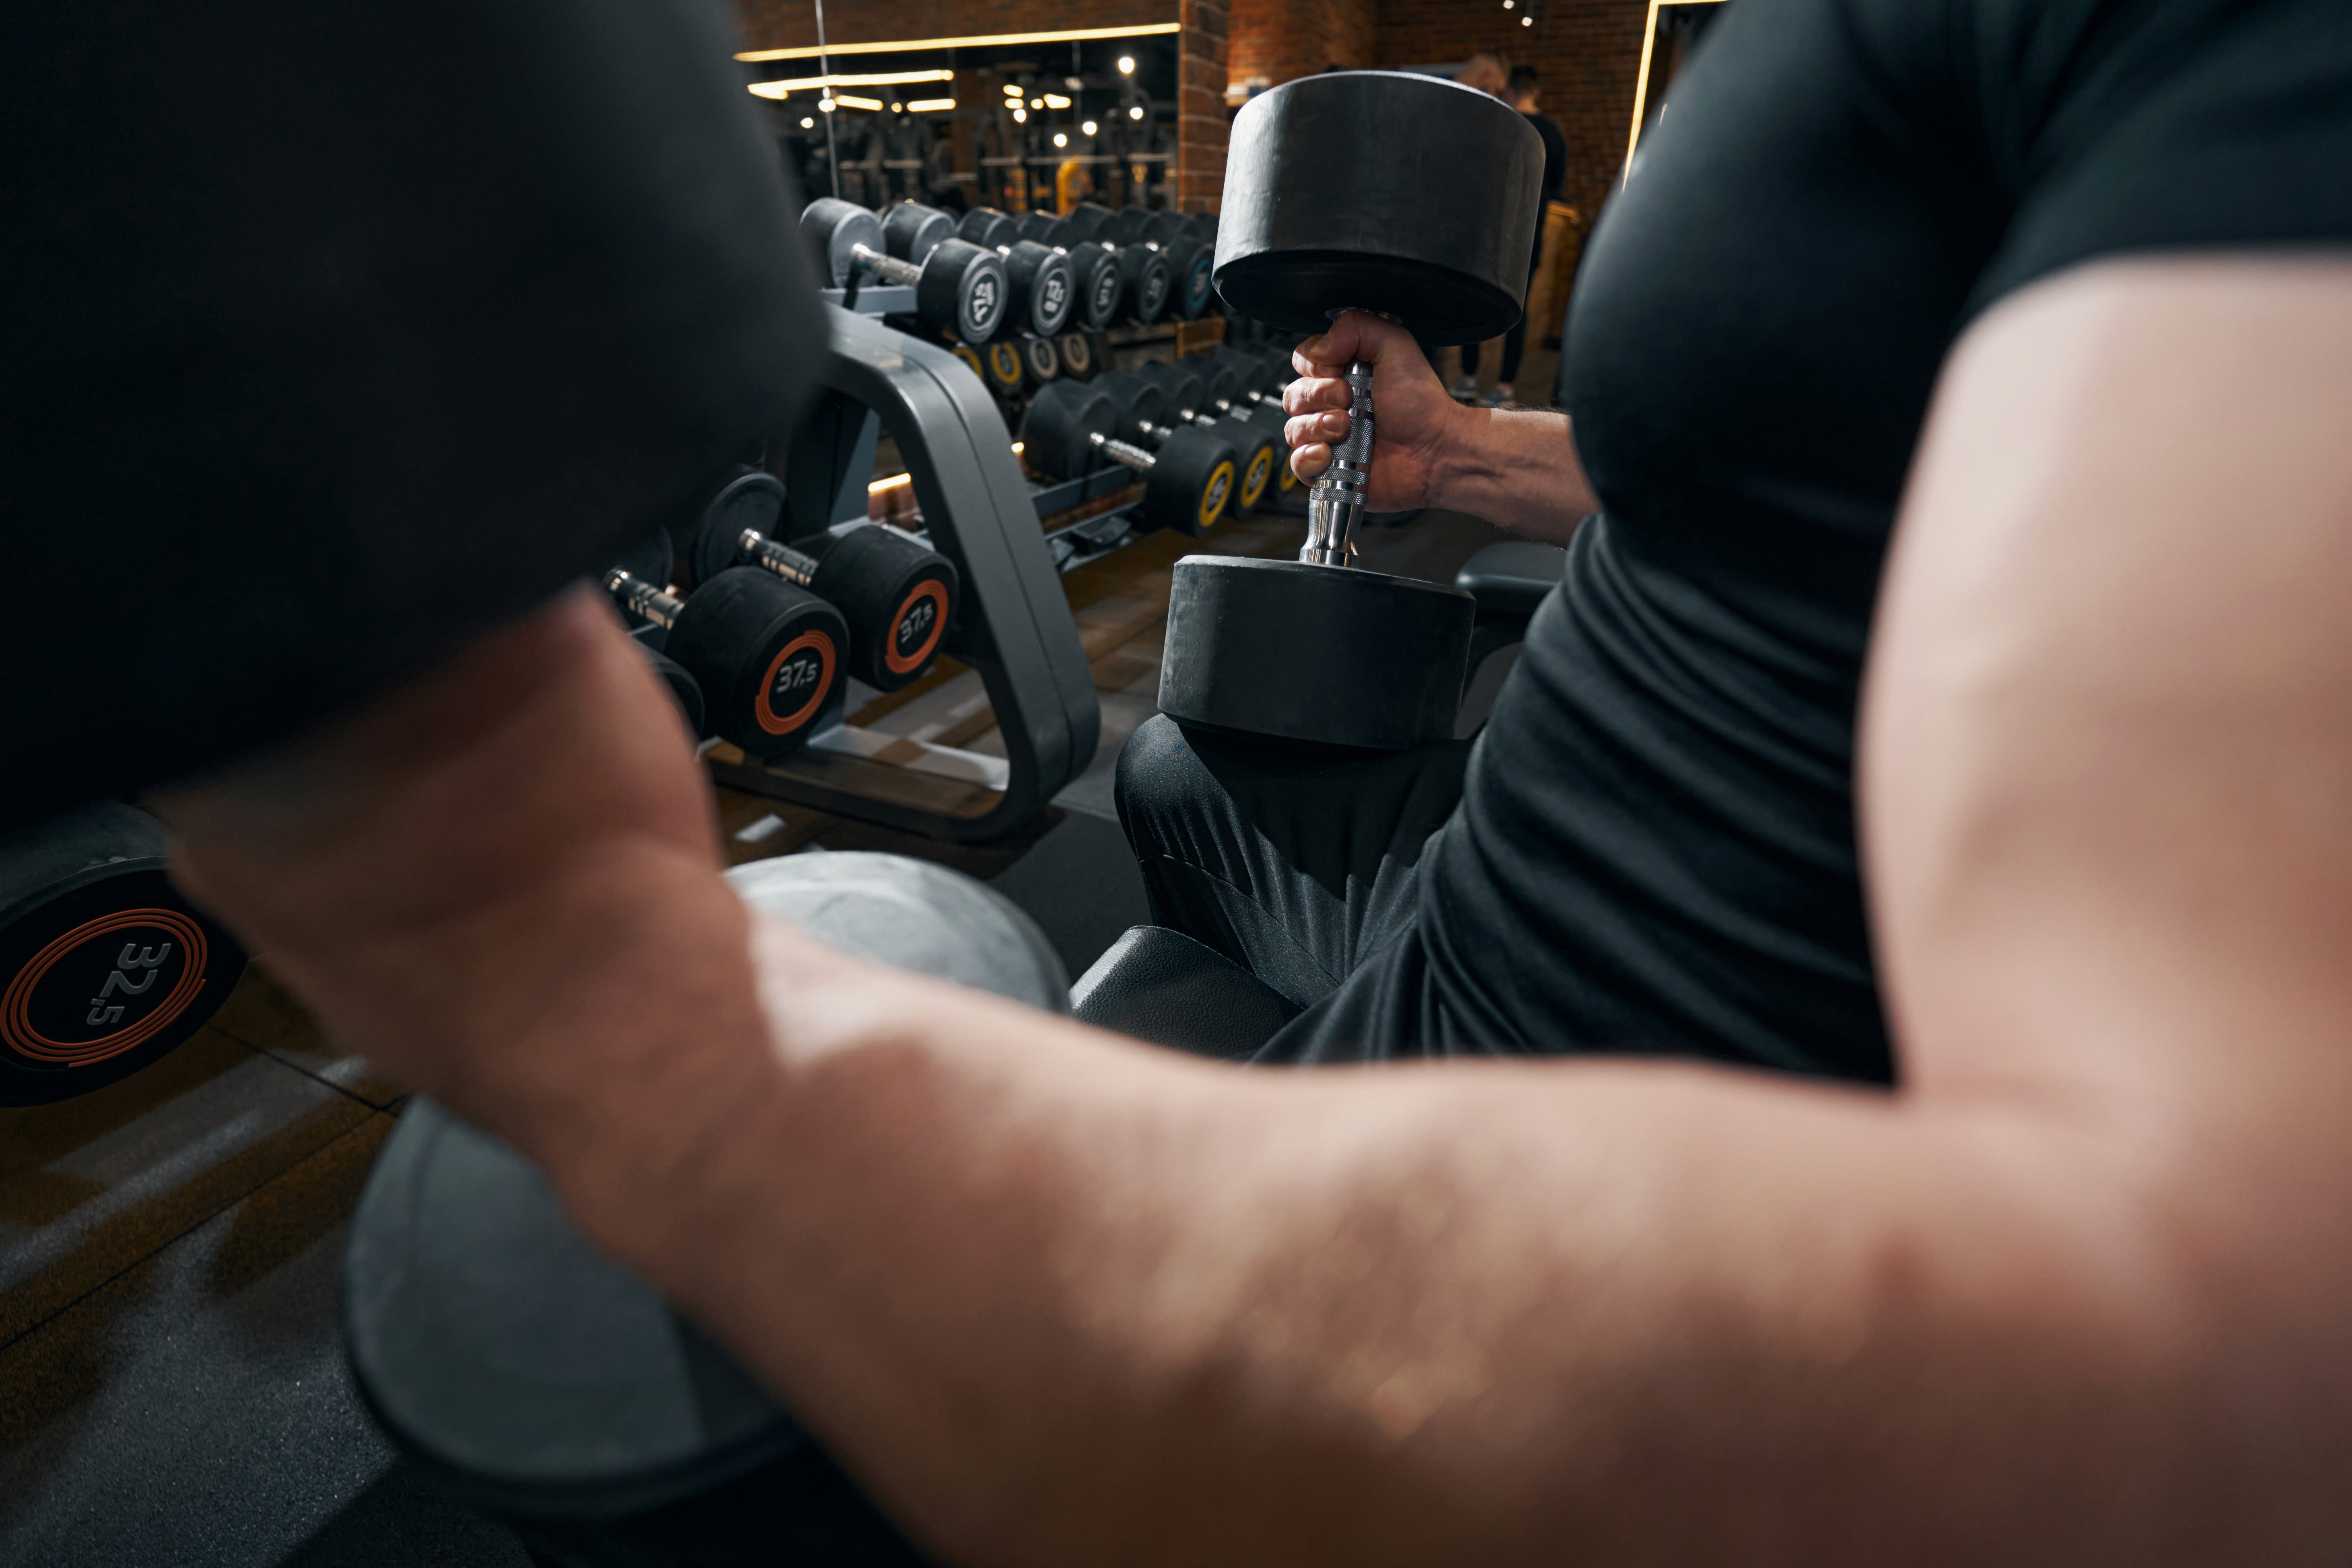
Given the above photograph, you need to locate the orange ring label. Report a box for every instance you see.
[2,908,209,1068]
[756,630,838,735]
[885,579,952,675]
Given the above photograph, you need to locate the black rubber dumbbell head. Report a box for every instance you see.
[1019,334,1060,384]
[955,207,1020,251]
[1087,368,1167,437]
[1000,240,1074,337]
[1162,235,1216,318]
[1160,555,1475,748]
[1136,358,1207,418]
[1015,211,1061,245]
[639,646,707,738]
[918,237,1008,344]
[984,337,1025,397]
[681,470,786,591]
[1020,380,1116,480]
[664,568,848,760]
[1198,356,1240,409]
[0,802,249,1106]
[802,197,885,288]
[1218,416,1281,516]
[881,201,955,264]
[1056,330,1096,378]
[795,526,959,689]
[1144,425,1240,537]
[1116,245,1174,325]
[1061,203,1117,243]
[1214,72,1544,343]
[1047,224,1125,331]
[1112,207,1175,245]
[1212,345,1274,398]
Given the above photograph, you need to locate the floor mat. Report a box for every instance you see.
[987,810,1152,984]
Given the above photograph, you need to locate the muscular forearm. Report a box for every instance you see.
[1431,405,1598,543]
[156,593,2303,1568]
[592,948,2218,1567]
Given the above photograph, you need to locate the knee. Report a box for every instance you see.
[1113,713,1207,844]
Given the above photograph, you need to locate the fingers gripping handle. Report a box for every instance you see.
[1302,359,1373,566]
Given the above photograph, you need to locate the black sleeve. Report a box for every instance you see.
[1967,0,2352,312]
[1536,115,1570,207]
[0,0,824,829]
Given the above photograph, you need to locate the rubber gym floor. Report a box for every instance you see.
[0,491,1527,1566]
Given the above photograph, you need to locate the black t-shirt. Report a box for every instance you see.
[1,0,822,828]
[1524,111,1569,211]
[1421,0,2352,1079]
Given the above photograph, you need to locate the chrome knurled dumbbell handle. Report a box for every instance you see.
[1302,358,1372,566]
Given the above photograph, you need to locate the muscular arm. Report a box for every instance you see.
[160,259,2352,1564]
[1283,311,1598,542]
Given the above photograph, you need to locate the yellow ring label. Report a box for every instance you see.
[1241,446,1274,510]
[1199,459,1236,529]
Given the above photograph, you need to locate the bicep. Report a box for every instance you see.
[1862,255,2352,1151]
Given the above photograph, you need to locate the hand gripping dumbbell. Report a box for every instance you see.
[605,555,849,762]
[802,196,1008,345]
[679,469,960,693]
[1159,71,1544,750]
[912,203,1071,340]
[1108,367,1281,518]
[1020,379,1239,537]
[1,802,248,1105]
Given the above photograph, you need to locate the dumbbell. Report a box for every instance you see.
[997,215,1143,334]
[980,336,1028,401]
[1,802,249,1106]
[989,210,1132,332]
[1056,206,1174,326]
[1056,330,1096,379]
[605,550,848,760]
[1161,70,1544,750]
[1104,368,1281,518]
[679,469,959,693]
[909,202,1070,340]
[801,196,1008,345]
[608,529,711,735]
[1020,379,1239,537]
[1062,366,1269,521]
[639,645,706,738]
[1018,333,1060,384]
[1107,208,1214,316]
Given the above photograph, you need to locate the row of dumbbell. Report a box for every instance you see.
[801,196,1222,348]
[0,475,965,1111]
[1020,345,1302,534]
[608,469,963,762]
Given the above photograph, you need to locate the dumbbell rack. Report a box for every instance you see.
[687,302,1101,843]
[820,281,1198,578]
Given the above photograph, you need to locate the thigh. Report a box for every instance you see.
[1114,714,1470,1009]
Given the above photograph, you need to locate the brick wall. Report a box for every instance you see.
[1221,0,1646,225]
[1372,0,1650,224]
[1178,0,1232,211]
[1227,0,1379,96]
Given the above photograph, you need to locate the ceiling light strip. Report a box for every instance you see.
[736,22,1180,65]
